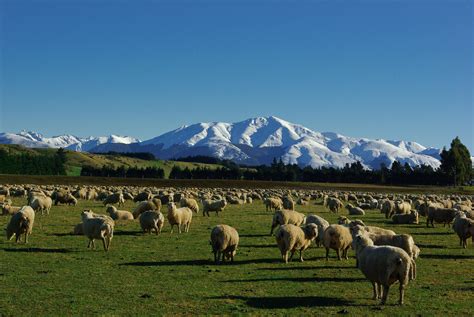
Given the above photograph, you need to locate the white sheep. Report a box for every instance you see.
[106,206,134,221]
[180,198,200,214]
[392,210,419,225]
[6,206,35,243]
[103,193,125,207]
[139,210,165,235]
[167,202,193,233]
[81,210,114,251]
[352,232,416,305]
[323,224,352,260]
[346,203,365,216]
[305,214,329,247]
[264,197,283,212]
[275,223,318,263]
[1,203,21,216]
[270,209,306,235]
[30,196,53,215]
[452,211,474,248]
[210,224,239,264]
[132,199,161,219]
[202,199,227,217]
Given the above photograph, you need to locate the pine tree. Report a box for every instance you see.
[440,137,472,185]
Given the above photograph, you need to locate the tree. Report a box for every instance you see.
[439,137,472,185]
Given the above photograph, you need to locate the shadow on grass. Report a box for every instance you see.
[3,247,74,253]
[223,276,365,283]
[420,254,474,260]
[258,265,354,271]
[113,231,144,236]
[120,258,279,267]
[239,234,270,238]
[207,295,353,308]
[417,244,447,249]
[50,233,75,237]
[412,232,452,236]
[240,244,274,248]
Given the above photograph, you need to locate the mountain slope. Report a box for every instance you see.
[0,116,445,169]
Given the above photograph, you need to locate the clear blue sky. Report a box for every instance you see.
[1,0,472,151]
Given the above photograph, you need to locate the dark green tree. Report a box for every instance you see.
[439,137,472,185]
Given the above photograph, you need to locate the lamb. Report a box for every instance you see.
[167,202,193,233]
[392,210,419,225]
[264,197,283,212]
[6,206,35,243]
[139,210,165,235]
[346,203,365,216]
[305,214,329,247]
[275,223,318,263]
[180,198,200,214]
[327,197,343,213]
[270,209,306,235]
[352,232,416,305]
[323,224,352,260]
[427,206,457,228]
[202,199,227,217]
[29,196,53,215]
[106,206,134,221]
[351,225,418,259]
[103,193,125,207]
[132,199,162,219]
[81,210,114,251]
[210,224,239,264]
[452,211,474,248]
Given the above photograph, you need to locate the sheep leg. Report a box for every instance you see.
[377,284,382,299]
[289,250,296,262]
[372,282,378,300]
[102,237,107,251]
[154,225,159,235]
[178,224,182,234]
[398,284,404,305]
[24,233,28,244]
[186,222,190,233]
[87,239,92,248]
[170,225,174,234]
[381,285,390,305]
[213,251,218,264]
[299,250,304,262]
[325,248,329,261]
[283,252,288,264]
[336,249,341,261]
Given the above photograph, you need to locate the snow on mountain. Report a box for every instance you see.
[0,116,448,170]
[0,130,140,152]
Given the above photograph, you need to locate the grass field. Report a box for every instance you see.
[1,197,473,316]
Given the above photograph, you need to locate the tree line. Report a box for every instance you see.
[80,165,165,179]
[0,148,66,175]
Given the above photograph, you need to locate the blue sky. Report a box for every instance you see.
[1,0,472,151]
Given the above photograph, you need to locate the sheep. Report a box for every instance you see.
[134,191,151,202]
[383,200,396,218]
[1,203,21,216]
[327,197,343,213]
[264,197,283,212]
[106,206,134,221]
[392,210,419,225]
[103,193,125,207]
[323,224,352,260]
[282,196,295,210]
[81,210,114,251]
[180,198,200,214]
[270,209,306,235]
[427,206,457,228]
[305,214,329,247]
[132,199,162,219]
[452,211,474,248]
[29,196,53,215]
[167,202,193,233]
[275,223,318,263]
[73,223,84,235]
[246,196,253,204]
[394,201,411,215]
[6,206,35,243]
[351,225,418,259]
[210,224,239,264]
[139,210,165,235]
[202,199,227,217]
[352,232,416,305]
[52,191,76,205]
[346,203,365,216]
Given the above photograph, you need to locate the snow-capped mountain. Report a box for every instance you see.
[0,130,140,152]
[0,116,445,169]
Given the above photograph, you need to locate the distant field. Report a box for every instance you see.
[0,198,473,316]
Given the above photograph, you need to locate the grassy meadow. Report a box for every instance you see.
[1,197,473,316]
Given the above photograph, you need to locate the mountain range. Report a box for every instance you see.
[0,116,444,170]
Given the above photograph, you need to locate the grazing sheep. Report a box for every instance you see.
[132,199,162,219]
[392,210,419,225]
[351,225,418,259]
[6,206,35,243]
[394,201,411,215]
[270,209,306,235]
[427,206,457,228]
[52,190,70,205]
[29,196,53,215]
[305,214,329,247]
[210,224,239,264]
[264,197,283,212]
[139,210,165,235]
[81,210,114,251]
[1,203,21,216]
[282,196,295,210]
[134,191,151,202]
[180,198,200,214]
[275,223,318,263]
[202,199,227,217]
[353,233,416,305]
[106,206,134,221]
[346,203,365,216]
[246,197,253,204]
[382,200,396,218]
[452,211,474,248]
[103,193,125,207]
[327,197,343,213]
[323,224,352,260]
[167,202,192,233]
